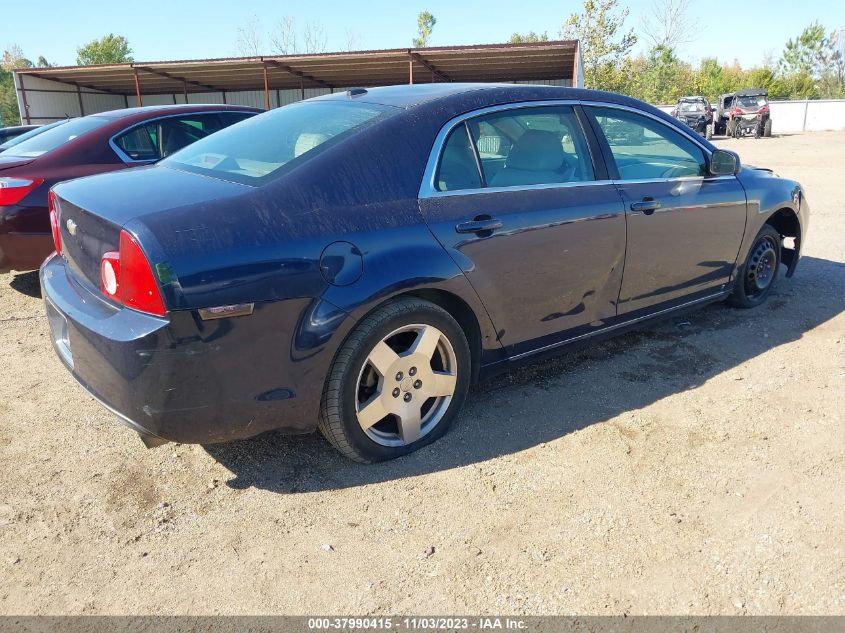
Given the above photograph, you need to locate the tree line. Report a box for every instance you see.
[547,0,844,103]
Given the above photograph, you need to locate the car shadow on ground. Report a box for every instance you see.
[205,254,845,494]
[9,271,41,298]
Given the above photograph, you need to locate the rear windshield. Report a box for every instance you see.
[162,100,395,184]
[736,95,768,108]
[678,100,706,112]
[0,120,68,151]
[3,116,109,158]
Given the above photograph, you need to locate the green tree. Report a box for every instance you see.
[697,57,725,98]
[778,23,844,98]
[76,34,134,66]
[747,66,776,92]
[509,31,549,44]
[561,0,637,88]
[413,11,436,48]
[638,45,689,103]
[780,22,827,78]
[1,45,33,126]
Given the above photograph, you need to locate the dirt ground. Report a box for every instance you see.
[0,131,843,616]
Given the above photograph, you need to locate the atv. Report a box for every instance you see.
[714,93,733,136]
[722,89,772,139]
[671,96,714,139]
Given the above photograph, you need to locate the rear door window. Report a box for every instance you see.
[434,105,594,192]
[114,125,158,161]
[156,114,220,158]
[473,106,594,187]
[217,111,255,127]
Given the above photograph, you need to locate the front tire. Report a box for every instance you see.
[319,298,471,462]
[728,224,782,308]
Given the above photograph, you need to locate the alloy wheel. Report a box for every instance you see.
[355,324,458,447]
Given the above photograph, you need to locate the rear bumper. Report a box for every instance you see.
[678,117,708,132]
[0,203,52,273]
[40,253,349,445]
[0,233,53,273]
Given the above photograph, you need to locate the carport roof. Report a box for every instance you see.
[15,41,579,96]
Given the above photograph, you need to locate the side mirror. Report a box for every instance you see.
[710,149,739,176]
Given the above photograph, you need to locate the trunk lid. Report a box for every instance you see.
[53,165,250,292]
[0,155,35,172]
[54,195,122,290]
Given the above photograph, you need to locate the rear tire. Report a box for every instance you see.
[726,119,737,138]
[705,123,713,140]
[318,298,471,462]
[728,224,782,309]
[764,119,773,137]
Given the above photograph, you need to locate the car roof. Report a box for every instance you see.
[92,104,262,120]
[312,83,653,111]
[734,88,768,97]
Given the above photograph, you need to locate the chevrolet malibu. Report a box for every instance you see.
[41,84,808,462]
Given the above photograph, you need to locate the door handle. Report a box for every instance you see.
[455,216,503,234]
[630,199,661,215]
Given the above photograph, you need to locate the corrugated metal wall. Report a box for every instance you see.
[14,75,571,124]
[14,74,125,122]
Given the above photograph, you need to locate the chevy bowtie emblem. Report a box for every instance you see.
[66,219,77,236]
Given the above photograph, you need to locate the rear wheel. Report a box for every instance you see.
[726,119,737,138]
[318,298,471,462]
[764,118,773,137]
[705,123,713,140]
[728,224,782,308]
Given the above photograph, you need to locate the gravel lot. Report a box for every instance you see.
[0,131,843,616]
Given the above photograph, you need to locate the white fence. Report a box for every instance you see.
[656,99,845,134]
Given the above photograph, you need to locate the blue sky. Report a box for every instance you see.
[4,0,844,68]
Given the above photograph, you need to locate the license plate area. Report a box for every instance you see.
[45,299,73,369]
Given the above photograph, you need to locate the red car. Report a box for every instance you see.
[0,104,259,273]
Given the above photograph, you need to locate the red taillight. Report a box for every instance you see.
[99,230,166,316]
[759,105,770,114]
[100,251,120,297]
[48,191,62,256]
[0,177,43,206]
[732,108,744,115]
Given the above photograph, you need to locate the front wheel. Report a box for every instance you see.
[728,224,782,308]
[319,298,471,462]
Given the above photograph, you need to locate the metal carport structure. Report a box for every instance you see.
[13,41,582,124]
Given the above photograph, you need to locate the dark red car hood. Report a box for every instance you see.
[0,155,35,171]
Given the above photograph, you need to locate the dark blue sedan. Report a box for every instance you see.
[41,84,808,462]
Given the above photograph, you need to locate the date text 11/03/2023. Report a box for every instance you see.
[307,617,528,630]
